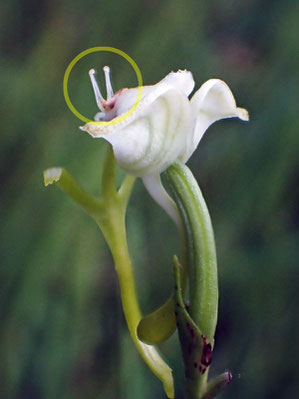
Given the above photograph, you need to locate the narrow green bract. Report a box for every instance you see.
[166,162,218,342]
[166,162,223,399]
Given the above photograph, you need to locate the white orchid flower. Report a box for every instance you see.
[80,67,248,228]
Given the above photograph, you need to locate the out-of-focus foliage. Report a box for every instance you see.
[0,0,298,398]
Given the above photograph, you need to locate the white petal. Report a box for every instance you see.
[142,174,183,232]
[113,86,153,117]
[104,69,194,118]
[161,70,195,97]
[81,82,193,177]
[182,79,249,162]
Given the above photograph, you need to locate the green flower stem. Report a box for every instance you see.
[201,373,232,399]
[96,194,174,398]
[43,167,102,218]
[173,257,208,398]
[43,147,174,398]
[137,239,188,345]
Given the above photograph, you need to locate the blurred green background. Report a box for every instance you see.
[0,0,298,398]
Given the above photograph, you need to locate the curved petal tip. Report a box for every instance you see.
[162,69,195,97]
[236,107,249,121]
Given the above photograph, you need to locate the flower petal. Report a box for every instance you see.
[81,82,193,177]
[142,174,182,230]
[94,70,194,122]
[113,86,154,118]
[161,70,195,97]
[182,79,249,162]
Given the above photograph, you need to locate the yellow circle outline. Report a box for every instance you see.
[63,47,143,126]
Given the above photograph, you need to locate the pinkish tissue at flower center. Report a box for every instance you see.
[89,66,127,121]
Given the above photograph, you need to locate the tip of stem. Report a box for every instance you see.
[202,372,233,399]
[43,167,63,186]
[227,372,232,383]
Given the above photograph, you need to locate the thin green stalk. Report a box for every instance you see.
[96,164,175,398]
[43,147,174,398]
[97,201,174,397]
